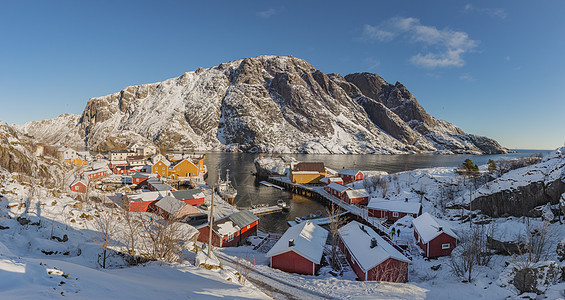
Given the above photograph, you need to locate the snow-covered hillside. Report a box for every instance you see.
[17,55,507,154]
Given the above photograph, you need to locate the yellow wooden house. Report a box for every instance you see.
[152,159,171,177]
[290,162,327,184]
[168,156,205,179]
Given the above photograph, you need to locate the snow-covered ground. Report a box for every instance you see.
[0,171,269,299]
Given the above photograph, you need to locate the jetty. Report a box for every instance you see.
[259,181,285,190]
[287,211,349,227]
[267,176,411,259]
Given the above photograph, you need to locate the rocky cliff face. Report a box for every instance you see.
[18,55,508,154]
[471,148,565,217]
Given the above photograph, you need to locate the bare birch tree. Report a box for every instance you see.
[326,203,346,270]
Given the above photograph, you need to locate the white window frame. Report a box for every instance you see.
[392,211,399,217]
[228,233,234,241]
[442,243,450,249]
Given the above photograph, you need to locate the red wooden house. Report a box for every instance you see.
[125,191,163,212]
[344,189,369,205]
[412,212,459,258]
[367,199,422,221]
[338,169,363,185]
[339,221,410,282]
[324,183,351,200]
[171,189,206,206]
[70,179,88,193]
[130,172,151,185]
[196,210,259,247]
[265,221,328,275]
[80,168,110,179]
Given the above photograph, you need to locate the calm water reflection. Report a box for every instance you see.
[203,150,549,233]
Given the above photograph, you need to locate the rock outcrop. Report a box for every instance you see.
[18,55,508,154]
[471,148,565,217]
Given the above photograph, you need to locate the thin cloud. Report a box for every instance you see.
[464,4,507,20]
[459,73,474,82]
[257,8,277,19]
[362,17,478,68]
[364,57,381,70]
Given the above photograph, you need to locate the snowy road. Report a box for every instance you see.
[217,253,338,300]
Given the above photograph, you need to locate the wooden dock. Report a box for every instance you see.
[267,176,412,260]
[250,205,283,216]
[259,181,285,190]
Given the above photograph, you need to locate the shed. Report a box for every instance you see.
[339,221,410,282]
[265,221,328,275]
[171,189,205,206]
[412,212,458,258]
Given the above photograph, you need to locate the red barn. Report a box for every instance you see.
[171,189,206,206]
[197,210,259,247]
[412,212,459,258]
[265,221,328,275]
[324,183,351,200]
[344,189,369,205]
[70,179,88,193]
[338,169,363,185]
[339,221,410,282]
[367,199,422,221]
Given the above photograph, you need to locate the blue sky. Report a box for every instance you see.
[0,1,563,150]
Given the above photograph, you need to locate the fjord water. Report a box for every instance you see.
[204,150,549,233]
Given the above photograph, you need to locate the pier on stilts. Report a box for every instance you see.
[267,176,412,260]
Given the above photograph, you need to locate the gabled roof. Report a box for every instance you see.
[130,172,150,179]
[155,196,186,215]
[339,221,410,272]
[153,159,171,167]
[228,210,258,228]
[367,199,421,215]
[345,188,368,199]
[265,221,328,264]
[338,169,362,176]
[70,178,88,187]
[326,182,351,194]
[412,212,458,244]
[292,162,325,173]
[212,210,258,236]
[146,178,175,191]
[321,177,343,184]
[172,189,205,200]
[170,157,197,168]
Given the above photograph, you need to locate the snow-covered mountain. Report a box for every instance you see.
[18,55,507,154]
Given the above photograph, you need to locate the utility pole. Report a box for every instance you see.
[207,185,215,257]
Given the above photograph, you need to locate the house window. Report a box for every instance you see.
[392,212,399,217]
[442,243,450,249]
[162,167,165,170]
[74,186,78,191]
[228,233,234,241]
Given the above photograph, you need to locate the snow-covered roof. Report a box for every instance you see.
[147,178,175,192]
[338,169,362,176]
[212,210,258,236]
[70,178,87,187]
[265,221,328,264]
[172,189,205,200]
[412,212,458,244]
[339,221,410,272]
[110,160,127,165]
[291,171,322,175]
[321,177,343,184]
[367,199,421,215]
[345,188,368,199]
[127,191,164,202]
[154,159,171,167]
[155,196,186,215]
[326,182,351,193]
